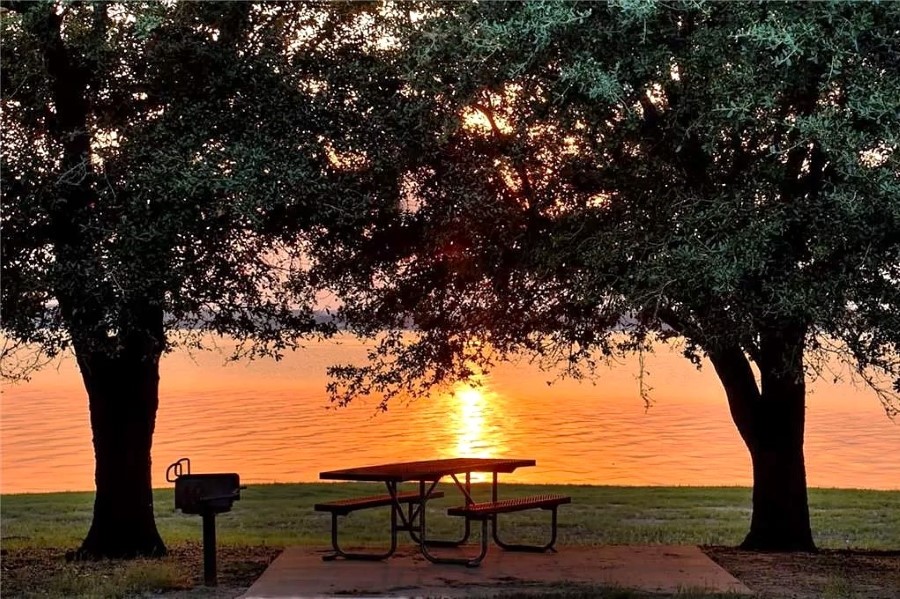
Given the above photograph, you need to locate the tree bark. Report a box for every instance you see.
[708,328,816,552]
[741,327,815,551]
[74,342,167,558]
[743,425,814,551]
[73,304,168,559]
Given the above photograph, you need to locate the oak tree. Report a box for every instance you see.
[322,1,900,551]
[1,1,386,557]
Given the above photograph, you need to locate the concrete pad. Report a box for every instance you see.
[242,545,752,598]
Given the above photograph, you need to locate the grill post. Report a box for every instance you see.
[202,511,218,586]
[167,458,243,588]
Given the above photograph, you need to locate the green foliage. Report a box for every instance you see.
[319,1,900,415]
[1,2,394,373]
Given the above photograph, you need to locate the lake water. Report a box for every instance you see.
[2,337,898,494]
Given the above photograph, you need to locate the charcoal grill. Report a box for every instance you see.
[167,457,244,586]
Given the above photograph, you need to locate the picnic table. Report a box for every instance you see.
[316,457,570,567]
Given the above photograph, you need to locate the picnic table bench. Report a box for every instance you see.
[447,493,571,554]
[314,490,445,560]
[315,490,446,516]
[318,457,571,566]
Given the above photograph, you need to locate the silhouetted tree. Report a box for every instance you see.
[1,1,391,558]
[321,1,900,552]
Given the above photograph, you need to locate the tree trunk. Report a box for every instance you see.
[708,328,816,552]
[20,0,167,560]
[742,327,815,551]
[73,346,167,559]
[743,428,814,551]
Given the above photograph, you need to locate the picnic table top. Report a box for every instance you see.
[319,457,536,482]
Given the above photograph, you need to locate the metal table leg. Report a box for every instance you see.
[418,478,488,567]
[407,477,471,547]
[417,472,492,567]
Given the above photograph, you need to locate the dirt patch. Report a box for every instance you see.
[2,545,899,598]
[0,543,280,598]
[703,546,900,599]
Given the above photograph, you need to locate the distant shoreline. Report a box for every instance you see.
[3,481,900,498]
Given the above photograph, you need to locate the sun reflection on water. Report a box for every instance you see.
[454,386,489,457]
[445,381,508,482]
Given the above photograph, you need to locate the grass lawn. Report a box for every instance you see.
[1,484,898,598]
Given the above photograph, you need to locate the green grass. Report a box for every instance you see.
[2,484,898,598]
[3,483,898,550]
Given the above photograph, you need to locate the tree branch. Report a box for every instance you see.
[707,343,760,445]
[471,102,536,212]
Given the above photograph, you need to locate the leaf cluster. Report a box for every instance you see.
[1,2,391,372]
[319,1,899,412]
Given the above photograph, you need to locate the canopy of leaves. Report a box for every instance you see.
[1,1,398,374]
[319,1,900,413]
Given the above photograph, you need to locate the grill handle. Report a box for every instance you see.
[166,457,191,483]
